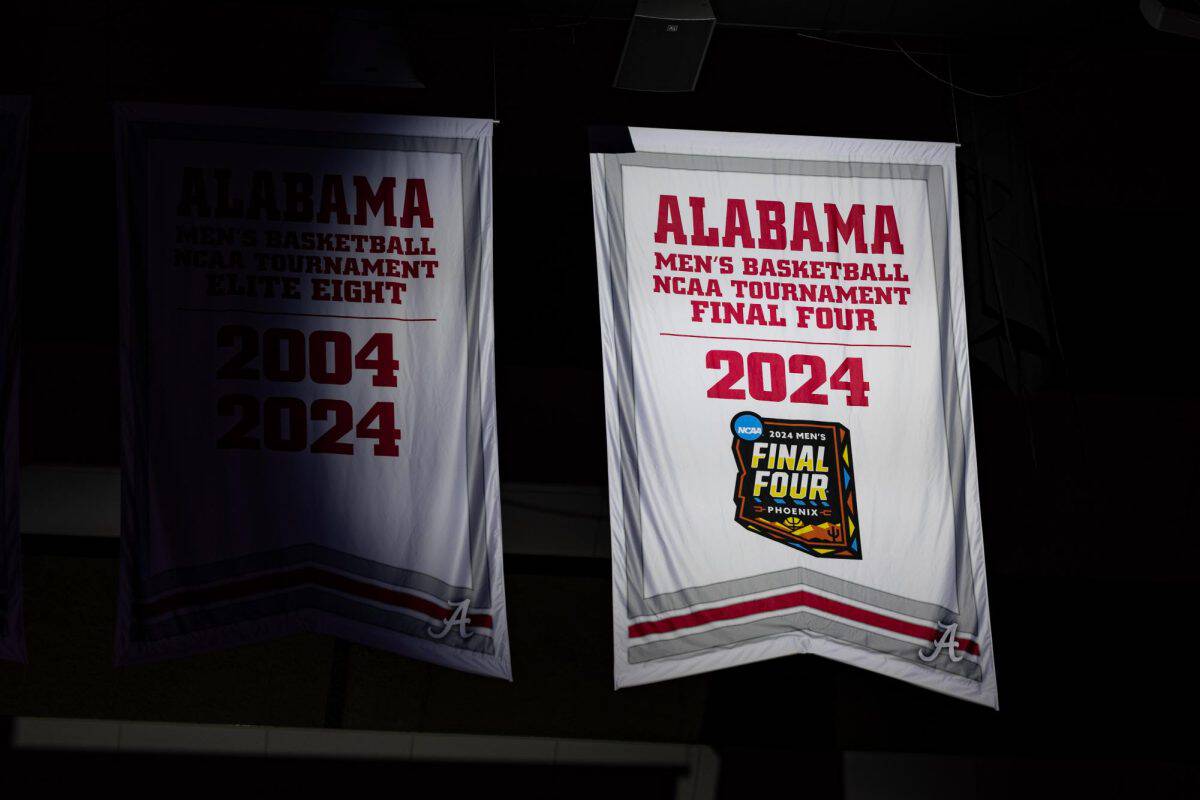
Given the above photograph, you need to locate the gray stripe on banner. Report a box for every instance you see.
[638,569,964,633]
[140,544,471,603]
[137,586,493,655]
[627,610,981,681]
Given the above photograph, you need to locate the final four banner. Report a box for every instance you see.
[591,127,996,706]
[0,97,28,662]
[115,105,509,677]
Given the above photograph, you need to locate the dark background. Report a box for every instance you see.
[2,1,1199,796]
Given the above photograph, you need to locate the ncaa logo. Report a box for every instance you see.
[731,412,764,442]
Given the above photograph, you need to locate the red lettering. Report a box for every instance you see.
[654,195,686,244]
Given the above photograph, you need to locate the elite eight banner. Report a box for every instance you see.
[0,97,28,662]
[115,105,509,678]
[591,128,996,706]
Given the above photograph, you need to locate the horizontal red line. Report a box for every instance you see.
[660,332,910,349]
[178,307,436,322]
[629,589,979,656]
[139,565,492,629]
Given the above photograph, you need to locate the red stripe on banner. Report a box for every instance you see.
[628,590,979,656]
[139,566,492,629]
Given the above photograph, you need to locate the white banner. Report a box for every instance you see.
[0,96,28,662]
[115,105,509,678]
[592,127,996,706]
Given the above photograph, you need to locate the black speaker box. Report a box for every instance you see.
[614,1,716,92]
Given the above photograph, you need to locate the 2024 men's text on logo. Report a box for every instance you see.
[730,412,861,559]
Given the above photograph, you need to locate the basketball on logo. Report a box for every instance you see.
[728,412,862,559]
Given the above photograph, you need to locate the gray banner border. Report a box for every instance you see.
[598,151,981,659]
[118,117,494,657]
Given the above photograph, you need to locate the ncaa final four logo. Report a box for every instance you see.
[730,412,862,559]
